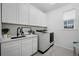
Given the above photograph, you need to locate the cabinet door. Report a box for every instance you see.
[40,13,47,26]
[2,3,18,24]
[21,38,32,56]
[32,37,38,54]
[29,5,39,26]
[18,4,29,25]
[29,5,46,26]
[1,40,21,56]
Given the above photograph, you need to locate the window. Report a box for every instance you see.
[64,19,74,28]
[63,9,76,29]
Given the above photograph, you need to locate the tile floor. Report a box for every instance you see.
[34,45,73,56]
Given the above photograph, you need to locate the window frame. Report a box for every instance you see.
[63,8,76,30]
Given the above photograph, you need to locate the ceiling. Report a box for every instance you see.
[31,3,69,13]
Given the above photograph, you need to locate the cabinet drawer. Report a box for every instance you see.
[1,44,19,49]
[33,36,38,39]
[22,46,32,52]
[22,43,32,47]
[1,41,19,48]
[1,45,19,52]
[22,39,32,45]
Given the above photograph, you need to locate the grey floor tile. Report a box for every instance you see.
[34,45,73,56]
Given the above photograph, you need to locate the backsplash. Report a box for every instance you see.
[2,23,47,36]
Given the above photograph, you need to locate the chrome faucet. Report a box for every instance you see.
[17,27,21,37]
[20,27,24,36]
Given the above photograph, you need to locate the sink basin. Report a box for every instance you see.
[11,36,26,39]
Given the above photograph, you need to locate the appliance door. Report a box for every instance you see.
[50,32,54,43]
[38,33,50,52]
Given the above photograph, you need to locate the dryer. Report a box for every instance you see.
[36,31,54,54]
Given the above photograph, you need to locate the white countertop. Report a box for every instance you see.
[0,34,38,43]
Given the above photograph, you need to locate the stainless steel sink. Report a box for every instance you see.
[11,36,26,39]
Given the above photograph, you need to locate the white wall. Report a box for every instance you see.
[47,3,79,50]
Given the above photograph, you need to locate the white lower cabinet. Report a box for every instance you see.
[32,37,38,54]
[21,38,32,56]
[1,40,21,56]
[1,36,38,56]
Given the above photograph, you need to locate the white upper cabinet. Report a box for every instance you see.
[29,5,47,27]
[18,4,29,25]
[37,10,47,27]
[2,3,18,24]
[29,5,39,26]
[2,3,29,25]
[1,3,47,26]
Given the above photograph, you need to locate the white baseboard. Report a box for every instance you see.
[55,44,73,51]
